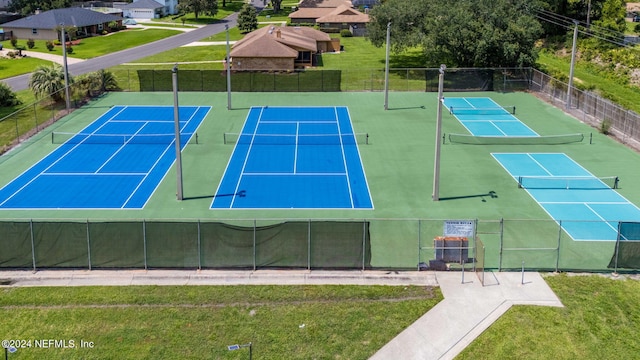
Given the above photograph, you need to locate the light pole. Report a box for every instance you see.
[567,20,579,109]
[225,24,232,110]
[432,64,446,201]
[227,342,252,359]
[172,64,184,201]
[384,22,391,110]
[60,23,70,112]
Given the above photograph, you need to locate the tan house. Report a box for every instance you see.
[1,8,122,41]
[230,25,340,71]
[289,0,369,36]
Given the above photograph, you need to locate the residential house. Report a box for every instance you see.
[230,25,340,71]
[1,8,122,40]
[121,0,178,19]
[289,0,370,36]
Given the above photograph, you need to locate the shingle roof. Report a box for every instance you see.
[289,7,332,19]
[2,8,122,29]
[231,26,330,58]
[297,0,353,8]
[121,0,164,10]
[316,5,369,23]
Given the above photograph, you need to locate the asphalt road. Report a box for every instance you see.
[1,12,240,92]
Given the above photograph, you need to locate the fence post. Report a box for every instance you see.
[86,220,92,270]
[197,220,202,271]
[362,219,366,271]
[30,219,36,273]
[556,220,562,272]
[143,220,148,270]
[498,218,504,271]
[417,219,421,270]
[253,219,257,271]
[307,219,311,271]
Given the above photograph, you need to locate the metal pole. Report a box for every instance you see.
[225,24,232,110]
[384,22,391,110]
[172,65,184,201]
[432,64,446,201]
[567,20,579,109]
[60,24,70,112]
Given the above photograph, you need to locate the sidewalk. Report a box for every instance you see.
[0,48,85,66]
[0,269,563,359]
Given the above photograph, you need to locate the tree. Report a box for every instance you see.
[8,0,72,15]
[0,82,22,107]
[367,0,543,68]
[178,0,218,19]
[271,0,283,13]
[28,65,72,102]
[237,4,258,33]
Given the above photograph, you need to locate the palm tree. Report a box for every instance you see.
[92,69,119,92]
[28,65,73,102]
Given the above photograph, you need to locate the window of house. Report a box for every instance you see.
[98,23,103,31]
[32,29,38,34]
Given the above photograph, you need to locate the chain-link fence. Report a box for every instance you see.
[529,69,640,151]
[1,218,637,272]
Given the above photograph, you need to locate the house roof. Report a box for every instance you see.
[297,0,352,8]
[2,8,122,29]
[289,7,333,19]
[316,5,369,23]
[121,0,164,10]
[231,25,330,58]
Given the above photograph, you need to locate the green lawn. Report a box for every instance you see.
[0,285,441,360]
[458,274,640,360]
[536,51,640,113]
[0,56,52,79]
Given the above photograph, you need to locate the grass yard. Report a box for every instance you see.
[0,56,52,79]
[0,285,441,360]
[536,51,640,113]
[458,274,640,360]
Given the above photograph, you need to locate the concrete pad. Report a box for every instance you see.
[370,271,562,360]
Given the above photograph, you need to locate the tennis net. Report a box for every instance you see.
[223,132,369,145]
[448,133,584,145]
[517,176,619,190]
[52,132,198,145]
[449,106,516,115]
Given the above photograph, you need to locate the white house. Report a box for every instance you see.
[121,0,178,19]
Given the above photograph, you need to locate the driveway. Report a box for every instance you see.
[0,3,262,92]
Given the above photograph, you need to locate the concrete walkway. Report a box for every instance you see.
[0,270,563,359]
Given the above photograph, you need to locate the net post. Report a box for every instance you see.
[517,176,523,188]
[366,133,369,145]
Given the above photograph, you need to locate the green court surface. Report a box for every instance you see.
[1,91,639,270]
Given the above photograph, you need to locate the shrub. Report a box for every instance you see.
[46,41,55,51]
[10,35,18,48]
[340,29,353,37]
[0,82,22,107]
[27,38,35,49]
[66,45,73,54]
[54,39,61,45]
[102,30,108,35]
[600,119,611,135]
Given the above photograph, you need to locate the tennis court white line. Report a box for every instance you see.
[585,203,620,233]
[122,106,203,208]
[538,201,628,205]
[0,107,127,208]
[232,107,264,208]
[95,122,150,173]
[460,119,522,122]
[336,107,355,208]
[42,172,149,176]
[294,122,299,174]
[526,154,554,176]
[109,120,188,123]
[259,120,337,124]
[243,172,347,176]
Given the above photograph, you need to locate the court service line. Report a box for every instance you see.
[294,122,299,174]
[0,107,127,208]
[584,203,620,233]
[42,172,149,176]
[243,172,347,176]
[121,106,204,208]
[526,154,554,176]
[336,107,355,208]
[231,107,264,208]
[95,122,150,173]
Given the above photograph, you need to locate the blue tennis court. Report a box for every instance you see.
[0,105,209,209]
[444,97,538,136]
[211,106,373,209]
[493,153,640,241]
